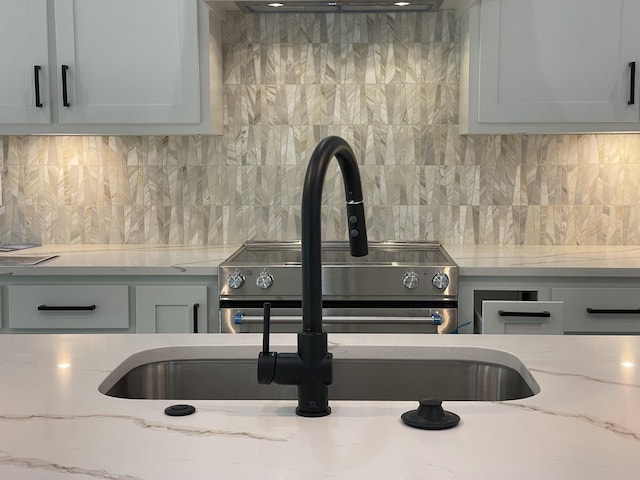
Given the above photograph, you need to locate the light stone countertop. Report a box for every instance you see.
[443,244,640,276]
[0,333,638,479]
[4,243,640,277]
[0,244,240,276]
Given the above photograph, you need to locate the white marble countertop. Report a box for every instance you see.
[443,244,640,276]
[0,244,240,276]
[4,243,640,277]
[1,333,638,479]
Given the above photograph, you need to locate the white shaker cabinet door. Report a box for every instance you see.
[136,286,207,333]
[53,0,200,125]
[477,0,640,124]
[0,0,51,124]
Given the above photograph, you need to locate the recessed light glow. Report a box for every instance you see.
[268,2,285,6]
[58,363,71,369]
[394,1,411,6]
[621,361,635,368]
[327,2,337,5]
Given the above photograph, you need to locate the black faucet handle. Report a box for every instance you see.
[258,302,276,384]
[261,302,271,353]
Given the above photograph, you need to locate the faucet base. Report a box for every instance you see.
[296,406,331,417]
[257,328,333,417]
[295,331,333,417]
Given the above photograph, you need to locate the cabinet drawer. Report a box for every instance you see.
[8,285,129,330]
[480,301,564,334]
[552,288,640,333]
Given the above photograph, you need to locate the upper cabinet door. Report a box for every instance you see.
[0,0,51,124]
[477,0,640,124]
[53,0,200,125]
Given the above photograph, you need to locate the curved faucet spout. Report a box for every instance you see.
[302,136,369,333]
[258,136,368,417]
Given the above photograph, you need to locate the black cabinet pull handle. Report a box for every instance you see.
[34,65,43,108]
[498,310,551,318]
[193,303,200,333]
[38,305,96,311]
[61,64,70,107]
[629,62,636,105]
[586,308,640,315]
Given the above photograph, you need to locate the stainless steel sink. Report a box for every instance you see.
[99,345,540,402]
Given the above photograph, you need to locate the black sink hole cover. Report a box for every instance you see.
[164,404,196,416]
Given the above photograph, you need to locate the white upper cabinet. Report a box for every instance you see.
[54,0,200,125]
[0,0,51,125]
[0,0,222,135]
[460,0,640,134]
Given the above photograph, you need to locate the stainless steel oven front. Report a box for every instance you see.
[218,241,459,334]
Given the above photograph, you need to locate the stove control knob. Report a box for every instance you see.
[402,271,420,289]
[432,272,450,290]
[227,272,245,289]
[256,272,274,289]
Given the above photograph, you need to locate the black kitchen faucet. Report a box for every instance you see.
[257,136,368,417]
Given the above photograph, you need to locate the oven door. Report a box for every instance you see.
[220,303,458,334]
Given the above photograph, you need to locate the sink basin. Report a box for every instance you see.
[99,345,540,402]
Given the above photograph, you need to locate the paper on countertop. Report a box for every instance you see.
[0,243,42,252]
[0,255,58,266]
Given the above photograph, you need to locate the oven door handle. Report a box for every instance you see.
[233,313,443,325]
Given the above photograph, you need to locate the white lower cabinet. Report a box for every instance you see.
[135,286,207,333]
[552,288,640,334]
[7,285,129,330]
[479,300,564,334]
[1,278,215,334]
[462,276,640,335]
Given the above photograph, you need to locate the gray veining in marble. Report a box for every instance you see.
[0,449,142,480]
[0,413,289,441]
[2,11,640,245]
[500,403,640,443]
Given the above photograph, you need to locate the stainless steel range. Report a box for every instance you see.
[218,241,458,334]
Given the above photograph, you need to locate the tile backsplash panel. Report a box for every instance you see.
[2,11,640,245]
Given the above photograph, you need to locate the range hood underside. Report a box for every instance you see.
[236,0,443,13]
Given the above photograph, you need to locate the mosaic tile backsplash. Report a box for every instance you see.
[2,11,640,245]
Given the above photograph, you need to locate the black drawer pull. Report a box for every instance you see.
[38,305,96,311]
[61,64,70,107]
[629,61,636,105]
[193,303,200,333]
[586,308,640,315]
[498,310,551,318]
[34,65,43,107]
